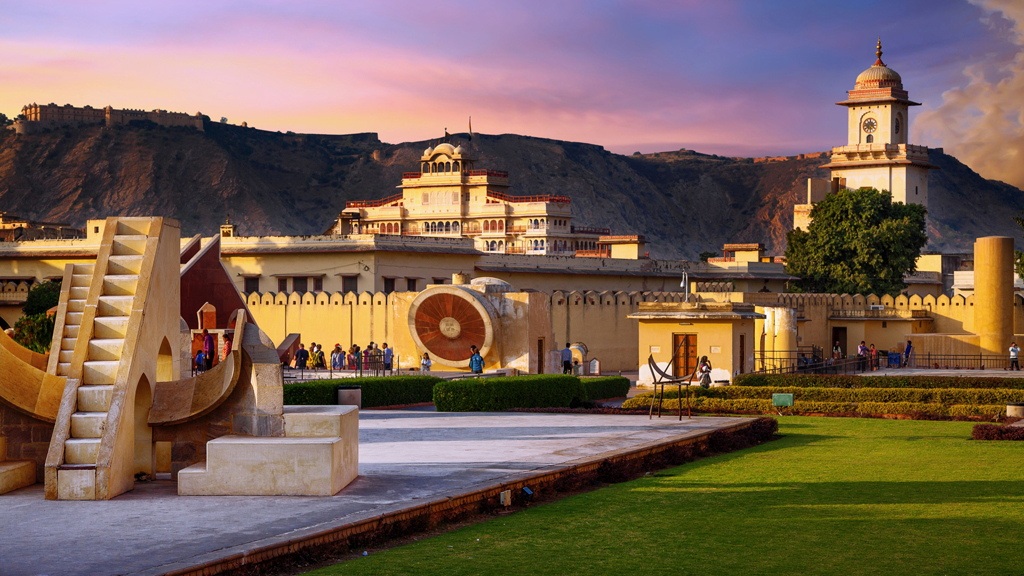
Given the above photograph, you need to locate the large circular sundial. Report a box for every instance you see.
[408,287,494,366]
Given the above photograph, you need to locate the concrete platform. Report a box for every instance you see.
[0,410,749,576]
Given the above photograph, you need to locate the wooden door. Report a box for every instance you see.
[672,334,698,378]
[537,338,545,374]
[739,334,745,374]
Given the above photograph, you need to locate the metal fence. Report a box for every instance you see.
[752,351,1023,375]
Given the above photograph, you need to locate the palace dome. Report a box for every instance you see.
[432,142,456,156]
[453,145,464,154]
[423,146,433,156]
[854,38,903,90]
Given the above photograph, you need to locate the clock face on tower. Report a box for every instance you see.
[863,118,877,133]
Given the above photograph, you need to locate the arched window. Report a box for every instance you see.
[498,241,504,250]
[865,134,874,144]
[432,162,438,173]
[452,191,459,204]
[453,222,460,232]
[484,221,490,232]
[446,162,451,172]
[445,222,451,233]
[490,241,497,250]
[453,161,459,172]
[498,221,504,232]
[385,223,391,234]
[422,163,429,173]
[540,239,544,247]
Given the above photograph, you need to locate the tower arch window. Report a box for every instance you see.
[498,221,504,232]
[453,161,459,172]
[484,220,490,232]
[865,134,873,143]
[445,222,451,233]
[445,162,451,172]
[453,222,460,232]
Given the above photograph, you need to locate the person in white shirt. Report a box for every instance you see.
[561,343,573,374]
[421,352,431,372]
[1010,342,1020,371]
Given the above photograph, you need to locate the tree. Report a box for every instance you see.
[23,280,61,315]
[13,313,55,354]
[0,112,9,126]
[1013,212,1024,282]
[784,187,927,296]
[699,251,719,262]
[220,117,228,124]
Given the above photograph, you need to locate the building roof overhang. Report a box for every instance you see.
[627,310,765,321]
[820,158,938,170]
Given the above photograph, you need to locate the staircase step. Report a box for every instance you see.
[57,362,71,376]
[71,274,92,288]
[72,263,95,275]
[87,339,124,362]
[98,295,134,317]
[61,337,78,350]
[58,350,74,363]
[57,468,96,500]
[107,255,144,275]
[69,286,90,300]
[0,460,36,495]
[115,219,152,236]
[102,275,139,297]
[78,385,113,412]
[64,438,100,465]
[83,361,119,385]
[94,317,128,339]
[67,298,86,313]
[66,312,84,325]
[111,236,147,256]
[70,412,107,438]
[64,325,79,338]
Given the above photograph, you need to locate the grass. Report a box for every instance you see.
[306,417,1024,575]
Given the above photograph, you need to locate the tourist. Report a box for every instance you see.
[222,334,232,361]
[903,340,914,368]
[347,346,357,369]
[561,343,573,374]
[194,349,206,375]
[857,341,867,371]
[354,344,362,370]
[832,340,842,361]
[315,344,326,369]
[202,329,215,370]
[294,343,309,370]
[1010,342,1021,371]
[869,344,878,371]
[382,342,393,372]
[697,356,712,388]
[331,344,343,370]
[421,352,432,372]
[364,343,373,371]
[469,345,484,374]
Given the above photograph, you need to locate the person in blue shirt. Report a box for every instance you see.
[561,343,573,374]
[382,342,394,372]
[194,350,206,375]
[294,343,309,370]
[903,340,913,368]
[469,345,484,374]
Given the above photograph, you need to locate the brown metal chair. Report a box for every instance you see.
[647,355,693,420]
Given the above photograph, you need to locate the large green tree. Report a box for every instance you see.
[23,280,61,315]
[785,187,927,296]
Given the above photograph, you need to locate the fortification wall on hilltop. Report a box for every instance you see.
[12,103,205,134]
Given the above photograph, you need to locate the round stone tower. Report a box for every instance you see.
[974,236,1014,357]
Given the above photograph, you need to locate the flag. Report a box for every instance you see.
[468,116,472,141]
[444,128,450,139]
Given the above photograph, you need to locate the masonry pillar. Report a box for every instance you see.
[974,237,1014,357]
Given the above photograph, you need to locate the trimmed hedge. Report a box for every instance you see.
[629,386,1024,406]
[434,375,587,412]
[581,376,631,400]
[733,373,1024,390]
[284,375,442,408]
[621,395,1006,418]
[972,423,1024,440]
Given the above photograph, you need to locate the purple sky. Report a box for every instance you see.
[1,0,1021,166]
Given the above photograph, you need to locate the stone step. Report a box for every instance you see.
[69,286,90,300]
[59,350,74,363]
[66,312,84,325]
[87,339,124,362]
[57,468,95,500]
[93,317,128,339]
[77,385,113,413]
[57,362,71,376]
[64,324,80,338]
[111,236,147,256]
[0,460,36,495]
[64,438,100,465]
[115,219,152,236]
[61,337,77,350]
[82,361,119,385]
[70,412,107,438]
[71,274,92,288]
[67,298,86,313]
[107,255,144,276]
[102,275,139,297]
[98,295,134,317]
[72,263,94,275]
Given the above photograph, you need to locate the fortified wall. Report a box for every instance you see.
[12,103,206,135]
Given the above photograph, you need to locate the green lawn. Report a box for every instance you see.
[308,417,1024,575]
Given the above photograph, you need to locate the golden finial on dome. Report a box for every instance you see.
[875,37,884,66]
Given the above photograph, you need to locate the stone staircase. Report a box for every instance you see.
[0,436,36,495]
[48,218,159,500]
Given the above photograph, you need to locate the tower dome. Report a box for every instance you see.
[854,38,902,90]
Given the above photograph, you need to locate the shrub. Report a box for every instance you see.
[434,375,587,412]
[13,313,55,354]
[284,375,442,408]
[23,280,61,316]
[581,376,631,400]
[733,373,1024,390]
[621,394,1006,418]
[972,424,1024,440]
[632,386,1024,406]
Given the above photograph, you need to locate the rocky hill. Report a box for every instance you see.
[0,120,1020,259]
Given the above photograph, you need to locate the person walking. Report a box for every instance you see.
[222,334,232,361]
[294,343,309,370]
[697,356,713,389]
[421,352,432,372]
[857,341,867,372]
[202,329,215,370]
[832,340,842,361]
[382,343,393,372]
[903,340,914,368]
[194,349,206,375]
[869,344,878,371]
[347,346,357,370]
[469,345,484,375]
[331,344,343,370]
[561,343,573,374]
[1010,342,1021,371]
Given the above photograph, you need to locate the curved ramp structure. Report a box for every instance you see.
[0,331,64,422]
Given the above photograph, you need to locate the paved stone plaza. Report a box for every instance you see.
[0,410,747,576]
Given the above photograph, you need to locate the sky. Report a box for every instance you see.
[1,0,1022,186]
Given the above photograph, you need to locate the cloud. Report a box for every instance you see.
[916,0,1024,188]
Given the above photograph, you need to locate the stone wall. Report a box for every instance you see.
[0,400,54,479]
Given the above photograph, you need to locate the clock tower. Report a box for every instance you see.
[794,39,936,230]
